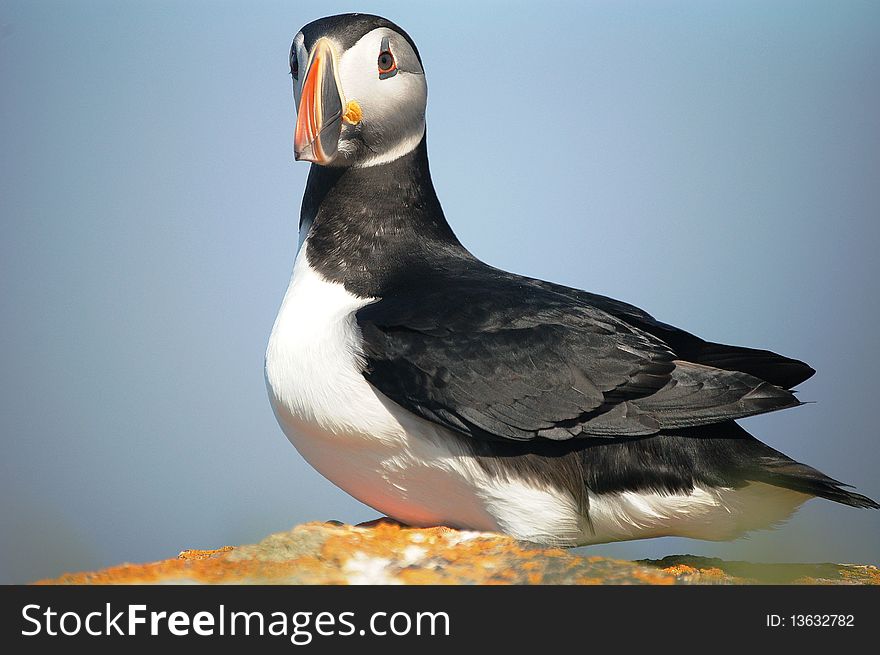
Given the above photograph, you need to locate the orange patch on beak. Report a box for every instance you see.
[294,39,344,164]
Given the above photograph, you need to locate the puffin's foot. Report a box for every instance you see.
[356,517,409,529]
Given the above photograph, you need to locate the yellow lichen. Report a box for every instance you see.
[178,546,233,561]
[36,521,870,586]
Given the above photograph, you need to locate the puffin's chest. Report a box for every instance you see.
[264,240,395,442]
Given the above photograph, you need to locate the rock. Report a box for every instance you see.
[35,522,879,585]
[639,555,880,585]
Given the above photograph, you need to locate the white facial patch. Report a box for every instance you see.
[337,28,427,167]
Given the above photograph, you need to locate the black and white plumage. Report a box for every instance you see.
[266,13,877,546]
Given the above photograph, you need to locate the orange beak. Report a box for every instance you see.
[294,38,344,164]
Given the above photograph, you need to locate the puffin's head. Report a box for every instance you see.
[291,14,426,167]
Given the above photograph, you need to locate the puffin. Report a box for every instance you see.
[265,13,877,546]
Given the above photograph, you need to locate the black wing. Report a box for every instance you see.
[533,282,815,390]
[357,265,800,443]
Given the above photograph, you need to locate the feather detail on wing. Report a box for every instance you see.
[357,270,800,444]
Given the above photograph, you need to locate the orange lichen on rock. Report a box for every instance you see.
[643,555,880,585]
[660,564,732,584]
[178,546,234,561]
[36,522,679,585]
[663,564,699,576]
[34,523,880,586]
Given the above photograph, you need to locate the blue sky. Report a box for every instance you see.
[1,0,878,583]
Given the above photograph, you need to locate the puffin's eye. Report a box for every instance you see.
[378,50,397,79]
[290,51,299,80]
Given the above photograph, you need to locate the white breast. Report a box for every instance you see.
[264,240,808,546]
[264,239,387,441]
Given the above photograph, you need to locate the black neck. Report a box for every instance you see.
[301,135,470,297]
